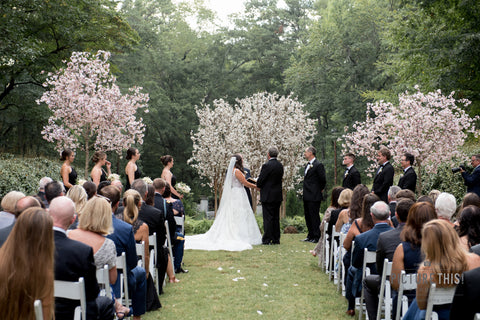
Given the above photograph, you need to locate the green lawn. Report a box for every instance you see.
[143,233,352,320]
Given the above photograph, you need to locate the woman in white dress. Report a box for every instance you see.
[185,155,263,251]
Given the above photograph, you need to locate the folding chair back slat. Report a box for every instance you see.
[34,300,43,320]
[54,277,86,320]
[96,264,112,299]
[377,259,393,320]
[136,241,145,268]
[165,220,175,276]
[425,283,456,320]
[148,232,159,292]
[174,216,184,235]
[115,252,130,310]
[395,270,417,320]
[357,248,377,320]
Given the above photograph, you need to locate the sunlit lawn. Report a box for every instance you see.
[143,233,351,320]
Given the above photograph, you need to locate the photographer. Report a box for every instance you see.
[460,154,480,197]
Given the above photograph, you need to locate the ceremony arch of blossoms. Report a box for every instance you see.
[189,92,317,216]
[342,86,479,192]
[38,51,149,177]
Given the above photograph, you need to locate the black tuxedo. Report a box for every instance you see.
[257,158,284,244]
[54,229,100,320]
[450,266,480,319]
[398,166,417,192]
[372,161,394,203]
[342,165,361,190]
[153,193,177,243]
[303,158,326,241]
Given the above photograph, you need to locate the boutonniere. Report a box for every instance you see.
[344,172,349,177]
[307,163,313,170]
[378,167,383,173]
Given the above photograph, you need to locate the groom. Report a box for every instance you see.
[256,147,284,245]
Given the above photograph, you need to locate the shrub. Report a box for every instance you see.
[0,153,61,198]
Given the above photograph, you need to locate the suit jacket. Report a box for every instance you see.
[303,158,326,202]
[0,222,14,247]
[450,266,480,319]
[107,215,138,272]
[54,229,99,320]
[153,193,177,242]
[375,223,404,274]
[351,223,393,273]
[342,165,361,190]
[462,166,480,197]
[372,162,394,203]
[256,158,284,203]
[398,167,417,192]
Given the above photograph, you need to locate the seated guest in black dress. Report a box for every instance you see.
[125,147,142,190]
[91,151,111,186]
[60,149,77,192]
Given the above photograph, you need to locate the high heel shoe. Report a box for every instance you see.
[169,277,180,283]
[309,250,317,257]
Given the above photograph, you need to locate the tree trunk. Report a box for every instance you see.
[280,189,287,218]
[252,189,258,214]
[84,139,90,179]
[334,140,338,185]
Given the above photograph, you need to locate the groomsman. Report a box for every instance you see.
[302,146,326,243]
[257,147,284,245]
[372,147,394,203]
[342,153,361,190]
[398,152,417,192]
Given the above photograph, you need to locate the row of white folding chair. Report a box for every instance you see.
[34,300,43,320]
[339,232,348,296]
[54,277,86,320]
[115,252,130,312]
[356,248,377,320]
[96,264,112,299]
[329,229,341,283]
[377,259,393,320]
[395,270,417,320]
[323,222,330,273]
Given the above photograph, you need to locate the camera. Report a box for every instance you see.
[452,165,466,173]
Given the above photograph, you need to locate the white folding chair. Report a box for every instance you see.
[148,232,159,292]
[54,277,86,320]
[34,300,43,320]
[174,216,184,235]
[395,270,417,320]
[330,229,341,283]
[115,252,130,310]
[165,220,175,275]
[425,283,457,320]
[323,222,330,273]
[96,264,112,299]
[136,241,145,268]
[340,232,348,296]
[377,259,393,320]
[356,248,377,320]
[475,313,480,320]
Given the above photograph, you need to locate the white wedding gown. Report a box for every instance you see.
[185,158,262,251]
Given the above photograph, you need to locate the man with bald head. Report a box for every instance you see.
[50,196,113,320]
[0,196,40,247]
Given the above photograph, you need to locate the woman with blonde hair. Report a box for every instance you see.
[0,208,54,319]
[403,219,480,320]
[66,185,88,214]
[0,190,25,228]
[68,196,130,318]
[91,151,112,186]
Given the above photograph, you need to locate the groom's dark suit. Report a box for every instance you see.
[257,157,284,244]
[303,158,326,241]
[372,161,394,203]
[398,166,417,192]
[342,165,361,190]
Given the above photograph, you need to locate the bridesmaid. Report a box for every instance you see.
[125,147,142,190]
[60,149,77,192]
[90,151,111,186]
[160,155,183,199]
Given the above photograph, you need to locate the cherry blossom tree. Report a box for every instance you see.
[189,92,317,216]
[342,86,479,192]
[38,51,149,177]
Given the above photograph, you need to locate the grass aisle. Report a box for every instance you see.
[144,233,351,320]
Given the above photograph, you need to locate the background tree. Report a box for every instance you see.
[342,87,479,192]
[38,51,149,177]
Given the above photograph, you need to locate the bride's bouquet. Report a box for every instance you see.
[176,182,191,194]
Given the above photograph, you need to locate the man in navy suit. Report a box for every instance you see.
[342,153,361,190]
[257,147,284,245]
[398,152,417,192]
[461,154,480,197]
[345,201,393,316]
[50,196,114,320]
[372,147,394,203]
[302,146,326,243]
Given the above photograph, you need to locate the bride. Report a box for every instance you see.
[185,155,263,251]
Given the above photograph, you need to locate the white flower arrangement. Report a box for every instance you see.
[176,182,191,194]
[107,173,120,181]
[142,177,153,184]
[77,178,87,186]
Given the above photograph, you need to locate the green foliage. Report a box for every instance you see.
[0,154,61,198]
[182,193,200,217]
[280,215,307,233]
[184,217,214,235]
[285,189,303,217]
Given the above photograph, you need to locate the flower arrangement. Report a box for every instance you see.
[107,173,120,181]
[77,178,87,186]
[142,177,153,184]
[176,182,191,194]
